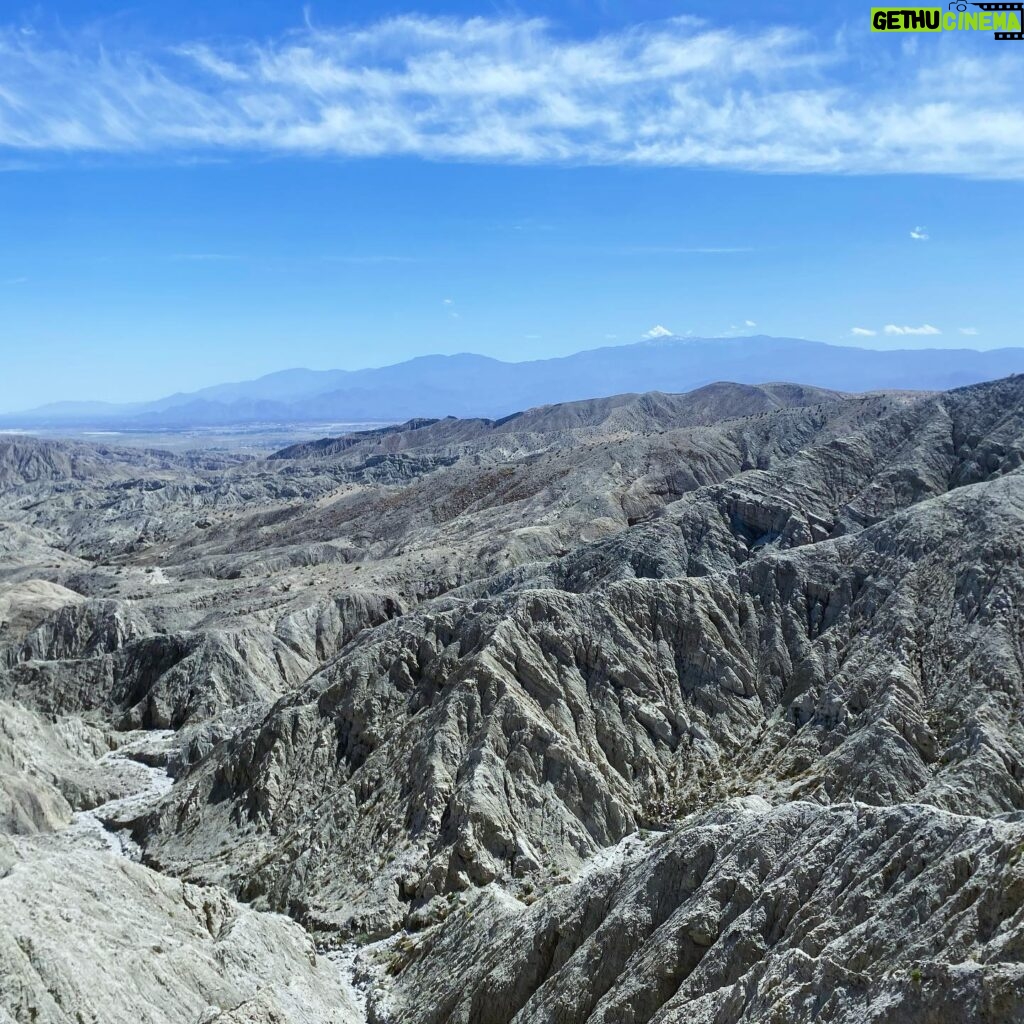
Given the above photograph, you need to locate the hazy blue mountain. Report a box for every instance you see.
[16,400,148,417]
[5,336,1024,428]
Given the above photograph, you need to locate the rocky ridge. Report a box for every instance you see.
[1,377,1023,1022]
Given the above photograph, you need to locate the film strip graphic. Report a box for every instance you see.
[970,2,1024,38]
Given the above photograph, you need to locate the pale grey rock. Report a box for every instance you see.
[0,847,361,1023]
[380,800,1024,1024]
[3,376,1024,1023]
[141,465,1024,940]
[0,729,360,1023]
[0,700,126,834]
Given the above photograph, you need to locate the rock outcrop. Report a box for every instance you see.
[2,376,1024,1023]
[0,844,361,1023]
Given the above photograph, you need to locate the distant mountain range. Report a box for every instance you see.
[5,335,1024,429]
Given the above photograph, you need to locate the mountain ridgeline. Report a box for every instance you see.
[5,335,1024,427]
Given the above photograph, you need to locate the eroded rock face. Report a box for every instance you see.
[0,846,361,1023]
[382,800,1024,1024]
[0,700,115,834]
[3,376,1024,1023]
[140,470,1024,940]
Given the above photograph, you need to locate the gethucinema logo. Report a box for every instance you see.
[871,3,1024,38]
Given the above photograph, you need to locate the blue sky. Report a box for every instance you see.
[1,0,1022,410]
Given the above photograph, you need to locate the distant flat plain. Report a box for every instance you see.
[0,421,392,454]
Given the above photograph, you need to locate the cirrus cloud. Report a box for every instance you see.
[0,15,1022,175]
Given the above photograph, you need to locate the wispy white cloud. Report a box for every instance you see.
[744,319,757,327]
[643,325,674,339]
[851,327,877,336]
[909,226,929,240]
[173,44,250,84]
[1,16,1023,174]
[883,323,941,336]
[959,326,979,335]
